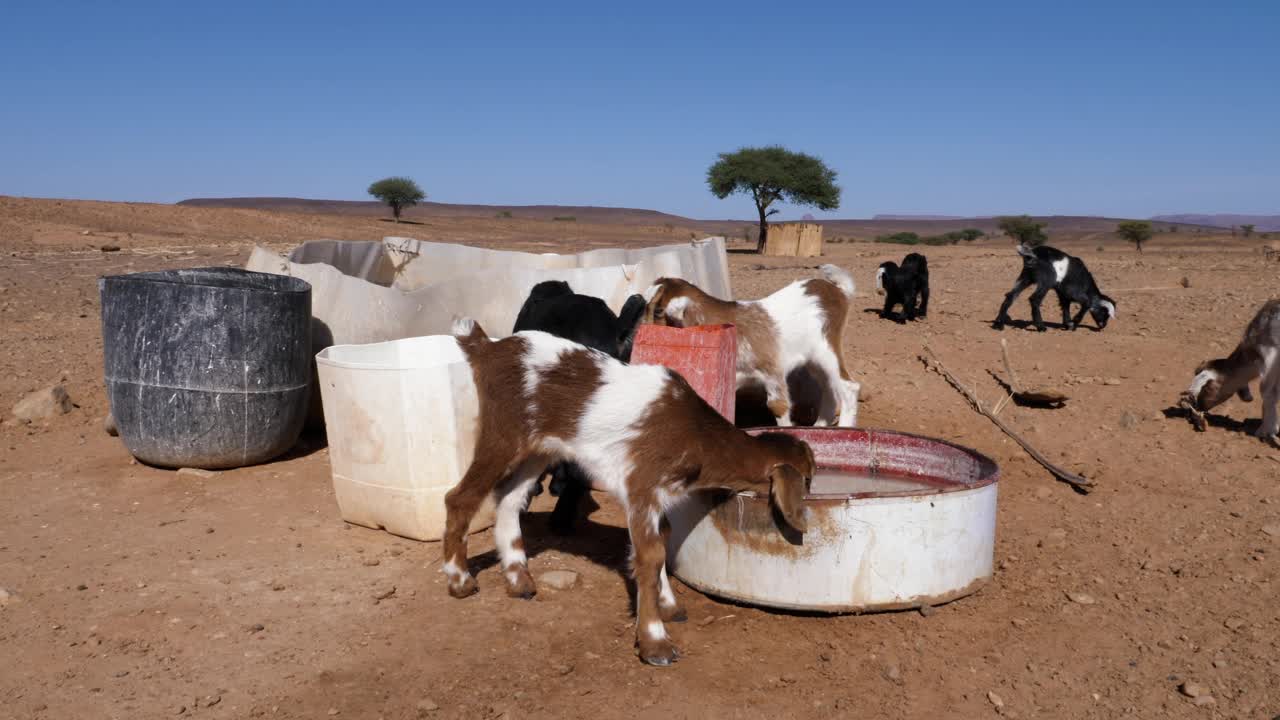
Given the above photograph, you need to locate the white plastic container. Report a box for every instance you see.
[316,335,492,541]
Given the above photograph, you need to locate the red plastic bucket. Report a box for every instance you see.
[631,323,736,422]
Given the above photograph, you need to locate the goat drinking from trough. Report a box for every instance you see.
[511,280,649,534]
[643,264,860,427]
[992,244,1116,332]
[442,317,815,666]
[1181,298,1280,440]
[875,252,930,322]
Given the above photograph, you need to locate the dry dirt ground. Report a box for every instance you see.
[1,197,1278,720]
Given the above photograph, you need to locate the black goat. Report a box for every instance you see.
[510,280,648,533]
[992,244,1116,332]
[875,253,930,322]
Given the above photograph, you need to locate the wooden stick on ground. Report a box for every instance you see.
[920,346,1094,493]
[1000,339,1022,394]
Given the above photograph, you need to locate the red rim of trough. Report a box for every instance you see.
[743,426,1001,503]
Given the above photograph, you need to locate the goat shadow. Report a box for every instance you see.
[465,506,640,613]
[987,317,1104,333]
[861,306,924,324]
[1161,405,1265,438]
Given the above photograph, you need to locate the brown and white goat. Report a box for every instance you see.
[1183,298,1280,440]
[642,264,860,427]
[442,318,815,666]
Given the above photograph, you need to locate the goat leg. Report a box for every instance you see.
[1028,287,1050,332]
[994,277,1033,329]
[630,504,679,666]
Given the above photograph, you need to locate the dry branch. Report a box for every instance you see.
[920,347,1094,493]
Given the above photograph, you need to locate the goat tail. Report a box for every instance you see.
[451,315,489,347]
[616,293,648,361]
[819,263,856,300]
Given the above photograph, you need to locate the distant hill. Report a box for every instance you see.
[178,197,1219,240]
[178,197,694,227]
[871,214,973,221]
[1150,214,1280,232]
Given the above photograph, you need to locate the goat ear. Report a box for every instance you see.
[643,283,668,325]
[679,300,706,328]
[768,464,808,534]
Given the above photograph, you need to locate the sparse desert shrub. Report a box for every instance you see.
[553,216,577,222]
[876,232,920,245]
[1241,224,1255,237]
[1097,245,1105,252]
[496,210,513,219]
[997,215,1048,247]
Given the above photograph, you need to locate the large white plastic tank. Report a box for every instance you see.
[383,236,733,300]
[316,335,492,541]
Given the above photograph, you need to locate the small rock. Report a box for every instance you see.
[1066,591,1097,605]
[539,570,579,590]
[918,604,935,617]
[100,245,121,252]
[248,623,265,633]
[987,690,1004,708]
[1103,378,1123,386]
[1224,617,1245,630]
[697,615,717,627]
[1193,696,1216,706]
[416,699,440,715]
[271,582,286,592]
[373,586,396,601]
[176,706,187,715]
[1179,681,1208,698]
[1262,524,1280,537]
[556,663,574,676]
[204,695,221,708]
[1010,618,1027,629]
[103,414,118,436]
[362,558,381,567]
[327,708,340,716]
[176,467,219,479]
[1212,658,1227,669]
[12,385,73,422]
[1180,276,1191,288]
[76,584,88,591]
[0,587,18,606]
[882,664,901,682]
[1118,411,1140,430]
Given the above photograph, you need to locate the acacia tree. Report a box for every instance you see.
[1116,220,1153,252]
[997,215,1048,247]
[1241,223,1256,237]
[707,146,841,253]
[367,176,426,222]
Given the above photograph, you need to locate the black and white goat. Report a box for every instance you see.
[444,317,814,666]
[875,252,930,322]
[993,244,1116,332]
[511,281,648,533]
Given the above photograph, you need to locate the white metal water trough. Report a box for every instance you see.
[666,427,999,612]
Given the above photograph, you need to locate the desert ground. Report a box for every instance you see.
[1,196,1278,720]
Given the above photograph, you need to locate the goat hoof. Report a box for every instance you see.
[637,640,679,667]
[448,576,479,599]
[504,567,538,598]
[1034,325,1047,333]
[991,322,1005,331]
[660,605,688,623]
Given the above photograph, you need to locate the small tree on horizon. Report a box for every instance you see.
[367,177,426,223]
[707,146,841,253]
[1241,223,1256,238]
[997,215,1048,247]
[1116,220,1153,252]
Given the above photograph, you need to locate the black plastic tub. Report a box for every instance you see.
[99,268,312,469]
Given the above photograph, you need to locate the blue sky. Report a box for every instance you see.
[1,1,1276,220]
